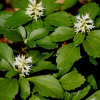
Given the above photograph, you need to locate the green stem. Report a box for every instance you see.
[13,50,22,54]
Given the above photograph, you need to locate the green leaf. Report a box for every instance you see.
[97,8,100,16]
[73,33,85,46]
[35,94,50,100]
[32,86,38,94]
[82,33,100,58]
[29,50,53,62]
[86,90,100,100]
[29,50,45,64]
[25,23,32,38]
[87,74,98,90]
[29,94,40,100]
[18,77,30,100]
[0,19,6,26]
[42,0,57,7]
[89,56,98,65]
[0,11,12,26]
[71,85,91,100]
[59,70,86,90]
[13,0,29,9]
[0,43,14,65]
[0,25,8,34]
[61,0,78,10]
[32,19,44,30]
[88,32,100,40]
[42,52,54,60]
[4,30,23,42]
[0,59,12,71]
[29,51,53,64]
[44,21,55,31]
[29,50,54,63]
[29,50,53,64]
[15,26,26,41]
[4,10,32,28]
[50,26,75,42]
[36,36,58,49]
[26,40,36,48]
[5,70,18,78]
[43,0,62,15]
[56,65,72,78]
[64,92,70,100]
[31,61,56,73]
[27,75,63,99]
[92,30,100,38]
[0,11,12,19]
[45,11,72,27]
[57,62,78,78]
[56,43,81,69]
[45,3,62,15]
[95,17,100,28]
[28,28,49,42]
[0,78,19,100]
[80,2,99,19]
[71,15,77,26]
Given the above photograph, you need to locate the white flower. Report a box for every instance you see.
[25,0,45,21]
[13,55,32,77]
[74,13,95,33]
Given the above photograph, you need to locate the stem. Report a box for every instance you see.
[13,50,22,54]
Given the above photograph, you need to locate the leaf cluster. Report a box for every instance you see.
[0,0,100,100]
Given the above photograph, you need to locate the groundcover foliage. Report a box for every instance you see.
[0,0,100,100]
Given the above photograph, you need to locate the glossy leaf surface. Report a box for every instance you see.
[59,70,86,90]
[27,75,63,99]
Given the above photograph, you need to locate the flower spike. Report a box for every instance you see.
[13,55,33,77]
[74,13,95,33]
[25,0,45,21]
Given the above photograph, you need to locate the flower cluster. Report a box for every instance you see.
[13,55,32,77]
[74,13,95,33]
[25,0,45,21]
